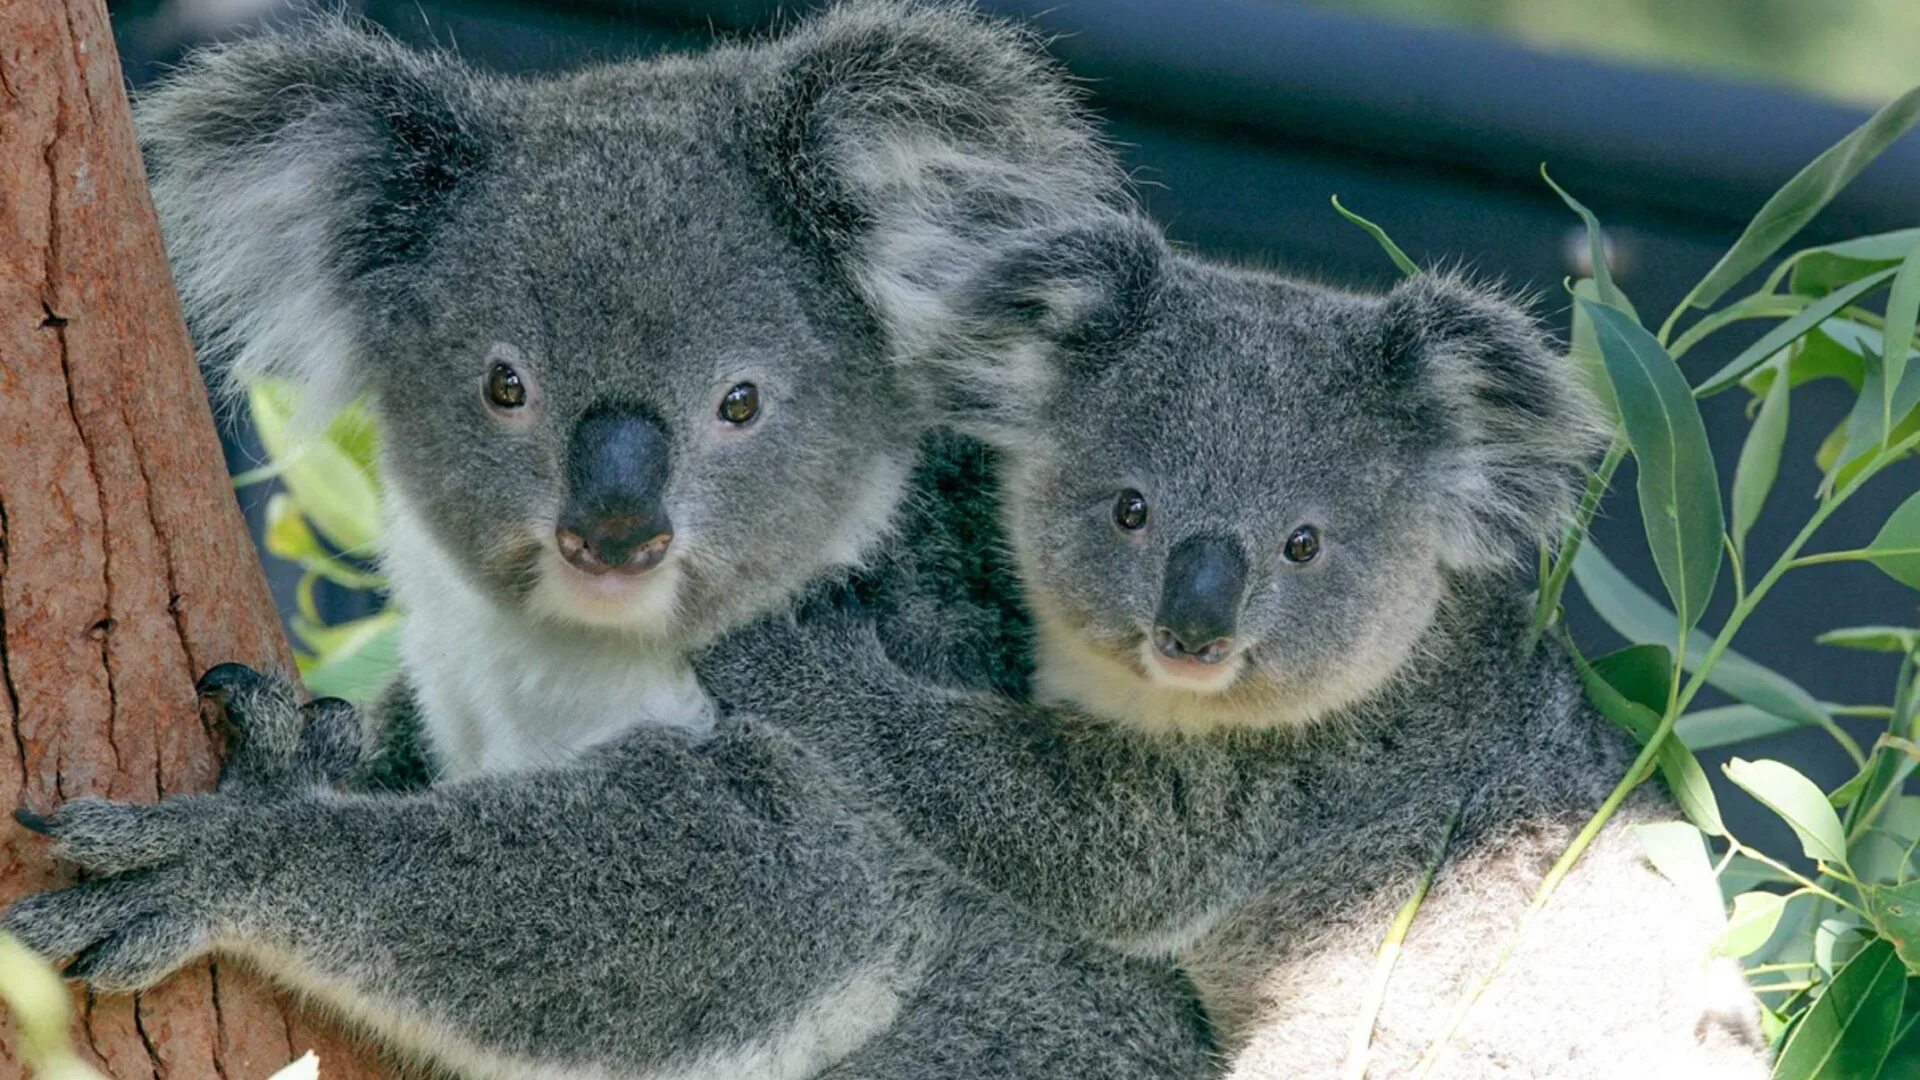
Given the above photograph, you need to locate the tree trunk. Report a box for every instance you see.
[1,3,390,1077]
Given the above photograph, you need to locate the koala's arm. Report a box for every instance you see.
[1211,802,1768,1080]
[7,674,918,1080]
[701,617,1293,953]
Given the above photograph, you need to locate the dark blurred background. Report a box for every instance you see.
[104,0,1920,850]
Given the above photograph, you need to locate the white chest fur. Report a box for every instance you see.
[384,497,714,782]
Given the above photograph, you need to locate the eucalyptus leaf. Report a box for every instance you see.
[1572,545,1833,735]
[1817,627,1920,655]
[1329,196,1418,278]
[1677,705,1803,751]
[1832,353,1920,480]
[1880,236,1920,437]
[1814,916,1869,979]
[248,383,383,554]
[1733,370,1791,559]
[1572,644,1723,833]
[1883,1007,1920,1080]
[1716,891,1790,959]
[1592,644,1674,712]
[1742,326,1872,400]
[1726,757,1850,868]
[1789,228,1920,296]
[1633,822,1719,907]
[1581,300,1723,631]
[295,610,405,704]
[1863,880,1920,974]
[1680,86,1920,315]
[1866,490,1920,589]
[1769,937,1904,1080]
[1543,167,1626,311]
[1696,268,1898,396]
[1569,279,1619,421]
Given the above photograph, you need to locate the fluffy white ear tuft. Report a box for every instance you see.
[137,18,484,425]
[1380,272,1611,571]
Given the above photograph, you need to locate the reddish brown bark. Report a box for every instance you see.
[0,4,391,1077]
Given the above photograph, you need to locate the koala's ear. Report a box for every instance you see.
[137,20,487,417]
[1379,273,1610,570]
[753,1,1120,252]
[901,212,1165,447]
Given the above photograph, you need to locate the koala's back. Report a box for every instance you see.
[1180,588,1766,1077]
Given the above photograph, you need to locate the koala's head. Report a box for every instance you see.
[930,217,1606,734]
[139,5,1111,648]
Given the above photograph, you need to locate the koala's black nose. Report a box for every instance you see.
[1154,535,1247,664]
[558,405,674,576]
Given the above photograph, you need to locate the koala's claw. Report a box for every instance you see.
[4,875,206,992]
[14,796,201,877]
[196,660,265,699]
[201,665,364,791]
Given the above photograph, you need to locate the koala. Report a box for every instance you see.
[8,13,1761,1080]
[725,214,1769,1077]
[141,0,1117,781]
[3,6,1222,1080]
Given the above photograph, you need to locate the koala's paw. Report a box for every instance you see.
[201,663,363,791]
[6,798,232,991]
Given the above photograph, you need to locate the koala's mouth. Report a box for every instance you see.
[1137,636,1249,696]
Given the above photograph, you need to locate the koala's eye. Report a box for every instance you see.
[718,382,761,426]
[1113,489,1149,532]
[1283,525,1321,564]
[485,363,527,410]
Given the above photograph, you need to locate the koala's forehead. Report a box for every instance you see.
[403,83,854,382]
[1047,270,1426,518]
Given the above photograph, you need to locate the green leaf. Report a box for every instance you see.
[1569,279,1620,422]
[1882,1002,1920,1080]
[1727,757,1851,868]
[1677,704,1803,751]
[1581,300,1723,631]
[1880,236,1920,439]
[1770,937,1904,1080]
[1329,196,1417,277]
[1866,490,1920,590]
[1591,644,1674,712]
[1572,644,1723,834]
[1786,228,1920,296]
[248,383,383,554]
[1817,627,1920,655]
[1696,268,1899,396]
[1633,821,1720,908]
[295,610,404,704]
[1742,325,1872,399]
[1864,880,1920,973]
[1542,167,1626,311]
[1733,368,1791,559]
[1573,545,1833,735]
[1717,891,1791,959]
[1852,796,1920,888]
[1680,86,1920,315]
[1833,348,1920,479]
[1815,916,1870,978]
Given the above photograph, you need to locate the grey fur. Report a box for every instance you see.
[5,5,1214,1079]
[139,0,1121,778]
[8,9,1768,1079]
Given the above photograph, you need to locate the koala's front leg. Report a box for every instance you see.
[9,667,921,1080]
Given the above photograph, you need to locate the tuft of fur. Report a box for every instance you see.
[139,21,490,421]
[1377,271,1611,570]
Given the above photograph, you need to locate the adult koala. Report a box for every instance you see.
[4,6,1217,1080]
[727,215,1772,1077]
[143,0,1115,781]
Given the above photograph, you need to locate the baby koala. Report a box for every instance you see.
[705,212,1769,1078]
[140,1,1117,780]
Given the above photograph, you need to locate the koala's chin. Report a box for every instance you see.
[525,540,687,639]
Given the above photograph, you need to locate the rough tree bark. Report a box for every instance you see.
[1,3,391,1077]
